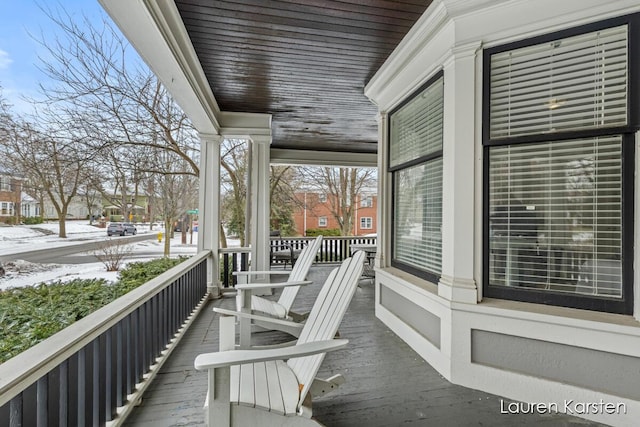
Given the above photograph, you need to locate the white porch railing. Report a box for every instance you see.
[270,235,377,265]
[218,236,378,287]
[0,251,211,426]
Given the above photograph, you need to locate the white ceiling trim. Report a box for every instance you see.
[270,149,377,168]
[219,111,272,142]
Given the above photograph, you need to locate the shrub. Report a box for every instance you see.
[22,216,43,225]
[116,256,188,294]
[305,228,341,237]
[0,257,189,364]
[0,279,114,362]
[94,240,133,271]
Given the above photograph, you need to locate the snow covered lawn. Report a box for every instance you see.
[0,221,198,290]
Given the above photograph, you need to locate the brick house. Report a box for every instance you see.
[292,191,377,236]
[0,173,22,224]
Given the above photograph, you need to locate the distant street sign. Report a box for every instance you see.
[186,209,198,214]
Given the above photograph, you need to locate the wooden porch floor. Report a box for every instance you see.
[124,265,605,427]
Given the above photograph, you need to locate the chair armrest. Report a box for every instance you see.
[194,339,348,370]
[235,280,312,291]
[213,307,303,330]
[233,270,291,277]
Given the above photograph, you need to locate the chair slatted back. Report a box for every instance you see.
[277,235,323,313]
[286,251,365,404]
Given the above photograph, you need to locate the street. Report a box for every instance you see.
[0,233,157,263]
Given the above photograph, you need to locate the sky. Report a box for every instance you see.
[0,0,113,114]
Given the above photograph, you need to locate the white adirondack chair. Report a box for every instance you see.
[194,251,365,427]
[234,236,323,341]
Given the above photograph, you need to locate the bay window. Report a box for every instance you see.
[483,15,637,313]
[390,72,443,282]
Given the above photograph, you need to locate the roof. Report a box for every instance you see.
[99,0,433,165]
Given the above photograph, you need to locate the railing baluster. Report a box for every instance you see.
[151,297,158,360]
[116,322,124,408]
[105,328,114,422]
[92,338,100,427]
[145,301,153,368]
[9,394,22,427]
[172,282,177,335]
[36,377,47,427]
[77,347,86,427]
[240,252,248,272]
[47,368,58,425]
[129,307,141,386]
[0,256,212,427]
[222,253,229,287]
[166,285,172,339]
[59,360,68,427]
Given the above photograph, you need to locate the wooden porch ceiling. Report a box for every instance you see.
[174,0,433,154]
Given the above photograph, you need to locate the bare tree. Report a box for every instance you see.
[94,240,133,272]
[220,139,248,245]
[0,119,94,237]
[151,153,198,256]
[33,7,200,178]
[299,167,376,235]
[270,165,299,236]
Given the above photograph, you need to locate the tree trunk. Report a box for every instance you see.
[220,223,227,249]
[59,216,67,238]
[164,218,171,256]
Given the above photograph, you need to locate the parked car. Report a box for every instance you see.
[174,219,189,232]
[107,222,137,236]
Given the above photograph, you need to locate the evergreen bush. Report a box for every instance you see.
[305,228,341,237]
[0,256,188,363]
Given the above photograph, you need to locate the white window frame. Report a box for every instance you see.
[483,15,636,315]
[389,72,444,283]
[360,217,373,229]
[0,177,11,192]
[360,196,373,208]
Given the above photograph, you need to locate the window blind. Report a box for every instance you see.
[390,76,444,168]
[488,136,622,297]
[490,25,628,139]
[394,158,443,274]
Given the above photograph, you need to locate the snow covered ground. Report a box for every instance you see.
[0,221,199,290]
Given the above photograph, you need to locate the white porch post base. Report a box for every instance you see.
[438,275,477,304]
[208,284,222,299]
[207,254,222,299]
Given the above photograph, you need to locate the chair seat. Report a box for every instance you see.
[231,360,300,416]
[252,295,288,319]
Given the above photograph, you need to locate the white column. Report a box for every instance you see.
[437,42,481,304]
[375,111,389,269]
[248,135,271,272]
[198,133,222,298]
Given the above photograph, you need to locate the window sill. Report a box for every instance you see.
[377,266,439,296]
[378,267,640,333]
[456,297,640,333]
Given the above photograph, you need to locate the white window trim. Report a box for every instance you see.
[360,217,373,229]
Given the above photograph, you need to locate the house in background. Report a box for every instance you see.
[292,191,378,236]
[354,192,377,236]
[42,196,94,220]
[0,172,22,224]
[20,193,40,219]
[101,193,152,222]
